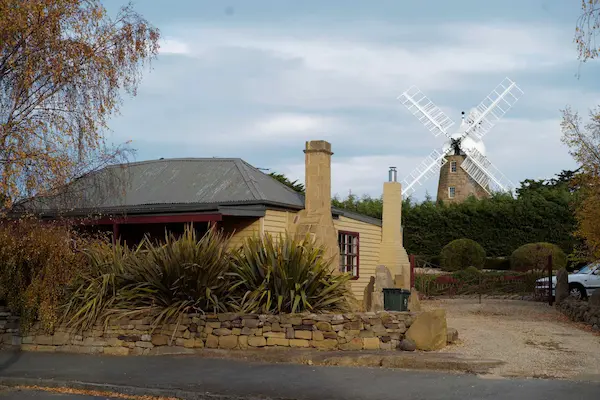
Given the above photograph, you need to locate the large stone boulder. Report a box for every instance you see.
[372,265,394,311]
[555,268,569,304]
[405,309,447,351]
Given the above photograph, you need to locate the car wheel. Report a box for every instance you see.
[569,284,587,300]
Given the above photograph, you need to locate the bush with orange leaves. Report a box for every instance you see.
[0,218,92,332]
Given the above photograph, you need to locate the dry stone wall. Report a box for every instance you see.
[557,298,600,332]
[0,308,418,355]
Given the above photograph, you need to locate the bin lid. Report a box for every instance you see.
[382,288,403,293]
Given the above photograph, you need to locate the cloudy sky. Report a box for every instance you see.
[102,0,599,201]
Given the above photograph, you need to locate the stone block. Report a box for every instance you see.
[363,337,380,350]
[323,331,337,339]
[232,328,241,336]
[405,309,447,351]
[135,341,154,349]
[266,337,289,347]
[243,319,261,328]
[219,335,238,349]
[117,335,140,342]
[20,344,37,352]
[83,337,107,347]
[240,327,254,335]
[286,328,295,339]
[107,338,124,347]
[206,335,219,348]
[315,322,332,331]
[295,331,312,340]
[52,332,71,346]
[213,328,232,336]
[151,335,170,346]
[311,339,337,350]
[289,339,310,348]
[35,335,54,346]
[207,322,221,329]
[339,338,362,351]
[264,331,286,338]
[359,330,375,338]
[183,330,191,339]
[271,323,283,332]
[312,331,324,341]
[104,347,130,356]
[248,336,266,347]
[238,335,248,350]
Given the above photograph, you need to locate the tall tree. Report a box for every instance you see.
[268,172,305,193]
[561,107,600,257]
[575,0,600,62]
[0,0,160,207]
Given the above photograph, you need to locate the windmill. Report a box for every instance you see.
[397,77,524,203]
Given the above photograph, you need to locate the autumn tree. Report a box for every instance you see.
[575,0,600,61]
[561,107,600,258]
[0,0,159,208]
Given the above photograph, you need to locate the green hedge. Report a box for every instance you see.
[510,242,567,271]
[440,238,486,272]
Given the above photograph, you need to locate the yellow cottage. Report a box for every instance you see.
[14,140,411,302]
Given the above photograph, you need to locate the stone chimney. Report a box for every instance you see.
[291,140,340,271]
[378,167,411,289]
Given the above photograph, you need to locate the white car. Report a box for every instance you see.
[535,263,600,300]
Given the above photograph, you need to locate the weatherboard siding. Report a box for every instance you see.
[220,217,262,249]
[334,216,382,300]
[263,209,295,237]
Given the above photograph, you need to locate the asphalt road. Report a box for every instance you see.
[1,351,599,400]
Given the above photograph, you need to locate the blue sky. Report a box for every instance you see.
[102,0,599,201]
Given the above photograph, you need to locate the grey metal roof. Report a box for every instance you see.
[16,157,381,227]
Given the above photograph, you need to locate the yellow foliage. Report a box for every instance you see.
[0,0,160,207]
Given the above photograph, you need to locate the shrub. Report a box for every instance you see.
[439,239,486,272]
[484,257,511,271]
[230,233,352,314]
[61,226,235,331]
[0,219,88,331]
[510,242,567,271]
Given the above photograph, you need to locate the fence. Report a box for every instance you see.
[410,254,554,302]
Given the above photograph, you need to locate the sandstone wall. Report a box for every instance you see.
[0,307,417,355]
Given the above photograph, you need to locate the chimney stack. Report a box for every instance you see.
[291,140,340,271]
[378,168,411,289]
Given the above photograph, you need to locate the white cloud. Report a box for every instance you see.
[253,113,341,138]
[159,38,191,55]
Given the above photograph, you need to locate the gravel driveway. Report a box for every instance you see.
[422,298,600,380]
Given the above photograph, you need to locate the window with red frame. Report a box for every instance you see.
[338,231,359,278]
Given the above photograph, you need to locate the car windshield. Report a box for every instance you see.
[575,264,599,274]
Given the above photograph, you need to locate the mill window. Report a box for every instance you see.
[449,186,456,198]
[450,161,457,173]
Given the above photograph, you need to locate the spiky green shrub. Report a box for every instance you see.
[61,226,235,330]
[230,233,352,314]
[440,238,486,272]
[510,242,567,271]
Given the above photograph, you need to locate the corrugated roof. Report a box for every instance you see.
[16,157,381,227]
[18,158,306,212]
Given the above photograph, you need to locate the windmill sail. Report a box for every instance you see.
[460,77,524,140]
[402,149,448,198]
[398,86,454,138]
[460,148,514,194]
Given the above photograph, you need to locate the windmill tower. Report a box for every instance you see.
[397,77,524,203]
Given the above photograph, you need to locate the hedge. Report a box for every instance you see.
[440,238,486,272]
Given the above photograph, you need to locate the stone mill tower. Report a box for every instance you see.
[436,140,489,204]
[396,77,524,202]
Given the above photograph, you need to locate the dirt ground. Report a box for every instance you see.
[421,298,600,380]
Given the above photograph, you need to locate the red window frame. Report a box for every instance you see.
[338,230,359,279]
